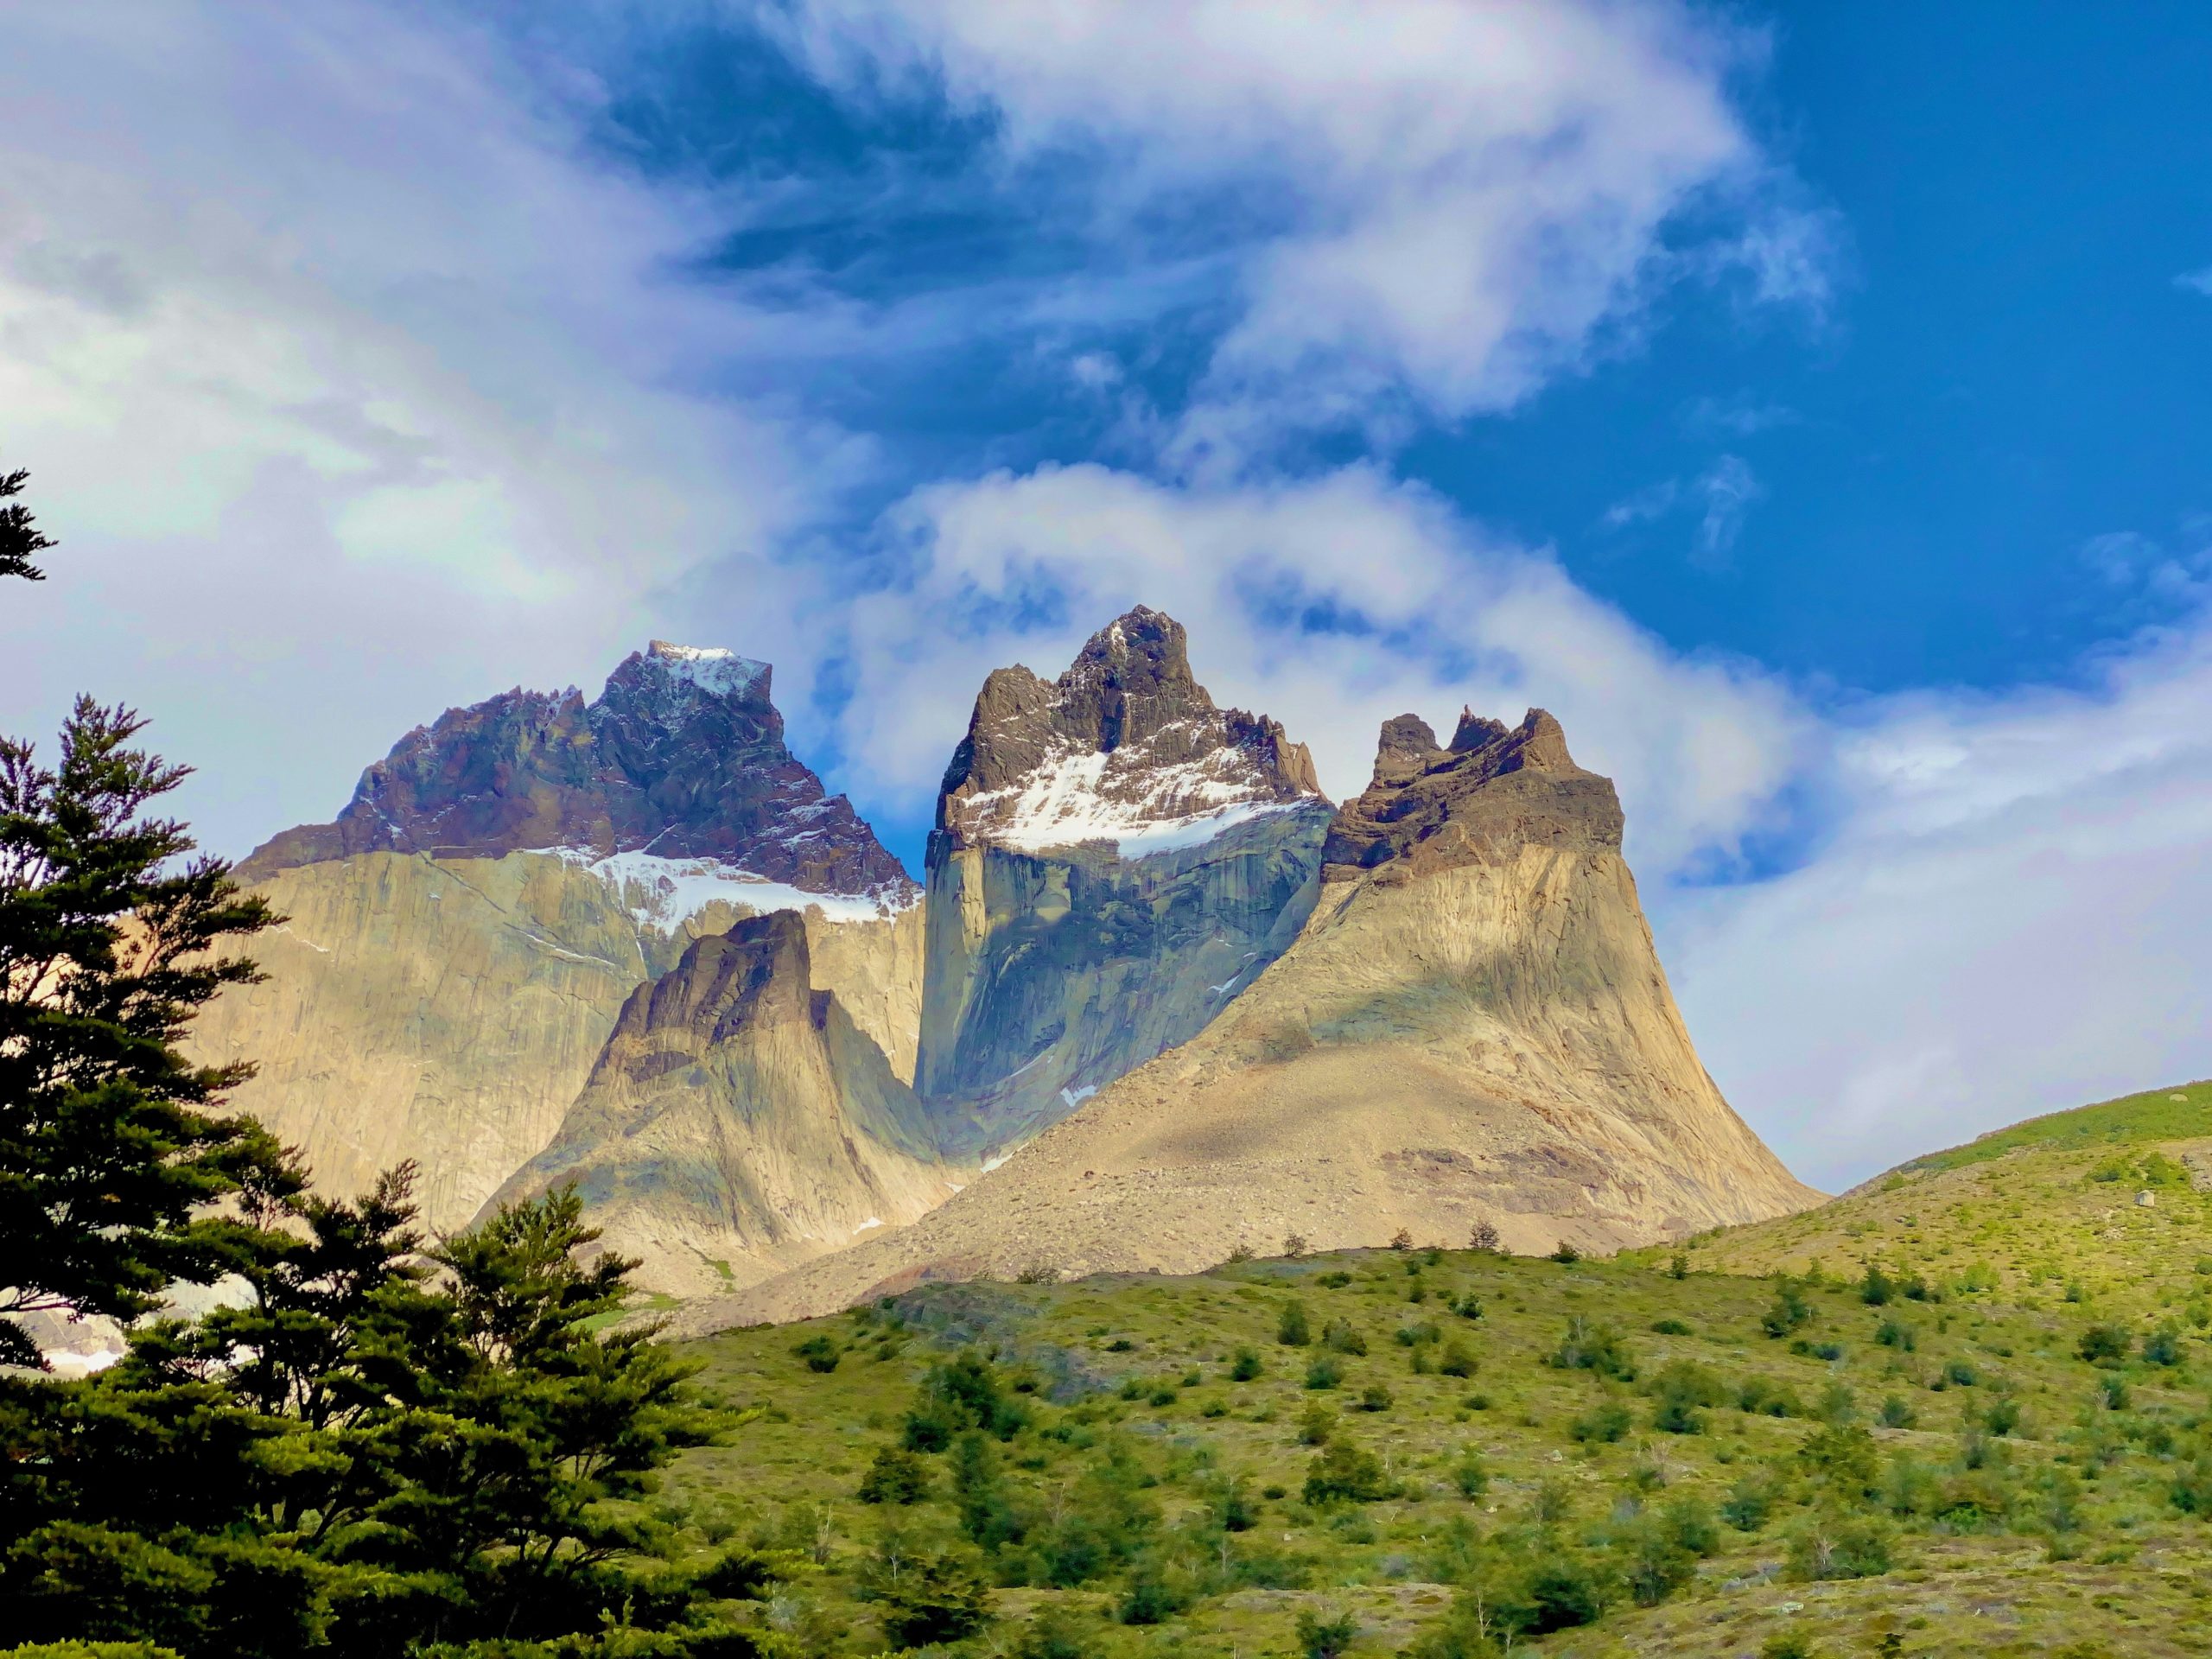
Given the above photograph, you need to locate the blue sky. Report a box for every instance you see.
[4,2,2212,1186]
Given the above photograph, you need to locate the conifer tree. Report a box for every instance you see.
[0,697,278,1365]
[0,462,54,582]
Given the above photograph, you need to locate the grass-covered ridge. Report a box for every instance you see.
[1905,1080,2212,1175]
[654,1232,2212,1657]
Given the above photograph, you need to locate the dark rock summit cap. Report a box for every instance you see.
[1324,706,1623,874]
[240,642,915,899]
[935,606,1326,851]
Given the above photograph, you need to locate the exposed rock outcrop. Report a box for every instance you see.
[193,645,922,1231]
[241,639,912,902]
[679,706,1821,1329]
[480,912,957,1297]
[917,608,1333,1153]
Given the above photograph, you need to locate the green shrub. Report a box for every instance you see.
[1013,1605,1094,1659]
[1437,1339,1478,1378]
[1452,1448,1491,1499]
[1721,1475,1777,1532]
[873,1550,995,1647]
[1570,1400,1634,1444]
[1510,1555,1606,1632]
[1278,1300,1313,1346]
[1297,1400,1338,1445]
[1321,1319,1368,1357]
[1736,1376,1803,1418]
[1878,1395,1918,1429]
[793,1333,842,1373]
[1302,1437,1395,1504]
[1294,1609,1360,1659]
[1650,1318,1693,1336]
[1230,1346,1263,1381]
[1304,1356,1344,1391]
[1549,1318,1636,1380]
[1860,1263,1895,1306]
[1356,1383,1393,1413]
[856,1445,932,1504]
[2077,1324,2131,1364]
[2143,1325,2184,1366]
[1648,1360,1726,1435]
[1787,1515,1895,1581]
[1762,1284,1812,1338]
[1117,1559,1189,1625]
[1874,1318,1916,1351]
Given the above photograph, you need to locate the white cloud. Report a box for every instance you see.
[1693,454,1763,566]
[1602,478,1681,528]
[0,3,855,857]
[1668,615,2212,1189]
[836,461,1809,876]
[772,0,1825,454]
[2177,266,2212,296]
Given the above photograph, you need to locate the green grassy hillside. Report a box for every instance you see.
[653,1216,2212,1657]
[1637,1079,2212,1328]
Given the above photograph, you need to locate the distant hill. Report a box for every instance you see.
[1638,1079,2212,1326]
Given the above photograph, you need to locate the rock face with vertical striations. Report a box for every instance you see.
[192,644,922,1232]
[916,607,1335,1154]
[677,705,1821,1330]
[480,912,957,1298]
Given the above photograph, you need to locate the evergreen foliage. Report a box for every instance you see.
[0,700,279,1365]
[0,463,54,582]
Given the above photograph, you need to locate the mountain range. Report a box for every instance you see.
[188,607,1820,1311]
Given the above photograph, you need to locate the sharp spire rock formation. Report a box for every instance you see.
[916,606,1337,1154]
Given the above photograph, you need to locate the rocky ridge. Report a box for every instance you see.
[193,644,925,1232]
[241,639,914,906]
[481,912,957,1298]
[679,703,1821,1329]
[916,608,1334,1153]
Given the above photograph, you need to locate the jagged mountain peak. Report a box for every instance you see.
[936,607,1325,855]
[1327,705,1622,874]
[239,642,915,903]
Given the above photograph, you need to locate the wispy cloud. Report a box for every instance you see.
[766,0,1832,462]
[1694,454,1764,567]
[1678,392,1800,438]
[1599,454,1764,566]
[1602,479,1681,528]
[2177,265,2212,296]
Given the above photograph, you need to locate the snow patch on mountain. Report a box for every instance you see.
[960,738,1313,857]
[642,639,766,700]
[554,849,914,930]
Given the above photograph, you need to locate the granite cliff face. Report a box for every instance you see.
[680,706,1820,1328]
[480,912,957,1297]
[193,645,922,1232]
[917,607,1334,1154]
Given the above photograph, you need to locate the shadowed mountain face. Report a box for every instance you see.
[680,703,1819,1330]
[241,640,913,901]
[916,607,1335,1154]
[480,911,957,1298]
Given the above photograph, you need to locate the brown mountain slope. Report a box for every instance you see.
[187,850,923,1232]
[480,912,958,1298]
[676,709,1818,1331]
